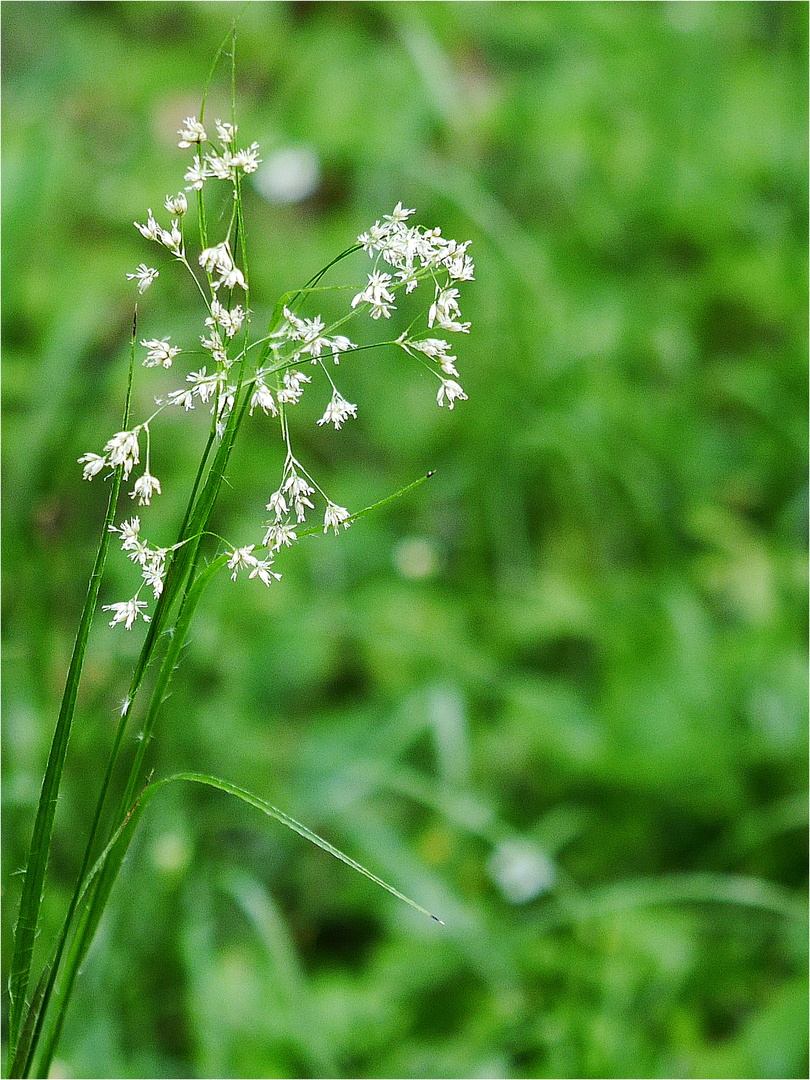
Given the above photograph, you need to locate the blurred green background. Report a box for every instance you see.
[2,2,807,1078]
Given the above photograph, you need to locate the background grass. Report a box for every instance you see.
[2,2,807,1078]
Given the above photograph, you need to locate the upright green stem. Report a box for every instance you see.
[32,554,230,1080]
[7,314,137,1062]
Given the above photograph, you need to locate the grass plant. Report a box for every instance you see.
[6,24,471,1078]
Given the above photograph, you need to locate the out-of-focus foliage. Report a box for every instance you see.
[2,2,807,1077]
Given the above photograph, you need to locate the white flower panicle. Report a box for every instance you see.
[92,123,474,627]
[353,204,473,406]
[357,202,475,284]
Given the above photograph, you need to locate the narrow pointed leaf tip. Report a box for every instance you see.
[166,772,445,924]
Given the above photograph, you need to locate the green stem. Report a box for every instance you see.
[32,554,230,1079]
[7,311,137,1065]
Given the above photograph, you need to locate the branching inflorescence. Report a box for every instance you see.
[80,116,474,629]
[9,41,470,1075]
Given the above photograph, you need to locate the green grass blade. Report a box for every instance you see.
[31,785,156,1079]
[28,466,439,1070]
[7,953,54,1079]
[7,316,136,1057]
[168,772,445,925]
[32,755,444,1076]
[17,539,219,1075]
[116,554,230,821]
[31,553,232,1074]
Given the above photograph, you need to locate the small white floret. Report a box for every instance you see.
[78,453,107,480]
[164,192,188,216]
[436,379,468,409]
[103,428,141,479]
[141,338,180,368]
[126,264,159,294]
[323,502,351,535]
[130,470,162,506]
[178,117,207,147]
[102,598,151,630]
[317,391,357,430]
[262,521,297,552]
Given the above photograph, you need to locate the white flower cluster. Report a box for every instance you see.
[355,203,474,408]
[141,337,180,369]
[227,545,282,587]
[88,109,474,627]
[179,117,261,190]
[281,307,356,364]
[199,241,246,292]
[80,427,141,483]
[260,455,350,553]
[101,517,171,630]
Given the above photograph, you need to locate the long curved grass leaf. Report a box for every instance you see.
[31,760,443,1076]
[166,772,445,924]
